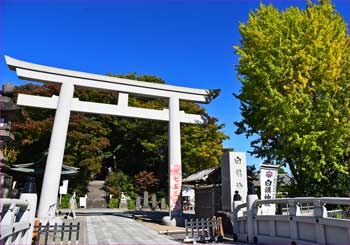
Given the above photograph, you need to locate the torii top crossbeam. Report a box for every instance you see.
[5,56,219,103]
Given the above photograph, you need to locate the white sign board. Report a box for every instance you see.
[221,152,248,211]
[260,164,279,215]
[59,180,69,195]
[231,152,248,200]
[79,197,87,208]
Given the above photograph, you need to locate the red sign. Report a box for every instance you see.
[169,164,182,212]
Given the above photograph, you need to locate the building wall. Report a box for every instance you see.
[194,185,222,218]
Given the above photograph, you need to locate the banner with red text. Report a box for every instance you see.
[169,164,182,215]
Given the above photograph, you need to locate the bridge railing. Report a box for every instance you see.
[232,196,350,244]
[0,194,37,245]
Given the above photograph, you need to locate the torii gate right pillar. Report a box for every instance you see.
[168,96,182,217]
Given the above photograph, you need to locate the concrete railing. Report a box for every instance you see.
[0,194,37,245]
[232,196,350,244]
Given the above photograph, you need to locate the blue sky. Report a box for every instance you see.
[1,0,350,168]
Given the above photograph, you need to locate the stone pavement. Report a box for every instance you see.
[58,209,239,244]
[84,215,180,244]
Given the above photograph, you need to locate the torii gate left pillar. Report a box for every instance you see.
[37,82,74,218]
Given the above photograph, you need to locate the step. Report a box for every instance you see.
[87,180,108,208]
[87,199,107,208]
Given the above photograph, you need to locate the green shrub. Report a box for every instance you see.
[334,212,342,219]
[108,198,119,208]
[106,171,135,198]
[156,191,168,208]
[127,199,135,210]
[60,193,72,208]
[156,191,167,199]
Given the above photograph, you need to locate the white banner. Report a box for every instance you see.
[59,180,69,195]
[260,164,279,215]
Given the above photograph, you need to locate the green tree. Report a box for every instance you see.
[106,171,135,198]
[181,115,228,175]
[133,170,159,194]
[234,1,350,196]
[12,83,111,195]
[11,74,228,195]
[247,165,258,194]
[107,73,229,182]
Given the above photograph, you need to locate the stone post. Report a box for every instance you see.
[151,193,157,210]
[314,199,327,244]
[313,199,327,218]
[288,199,301,241]
[143,191,149,208]
[136,196,141,210]
[37,83,74,219]
[221,152,247,212]
[161,198,166,209]
[233,200,244,218]
[247,194,258,243]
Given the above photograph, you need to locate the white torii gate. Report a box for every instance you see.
[5,56,220,219]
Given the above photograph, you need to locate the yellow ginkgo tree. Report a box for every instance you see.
[235,0,350,196]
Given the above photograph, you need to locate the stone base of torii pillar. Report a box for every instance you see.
[161,216,185,226]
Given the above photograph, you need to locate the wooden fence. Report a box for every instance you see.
[33,222,80,245]
[184,217,223,243]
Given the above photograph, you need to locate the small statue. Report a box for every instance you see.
[233,190,241,201]
[67,192,77,220]
[119,192,128,209]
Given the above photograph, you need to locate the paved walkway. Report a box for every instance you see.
[85,215,180,244]
[58,209,236,244]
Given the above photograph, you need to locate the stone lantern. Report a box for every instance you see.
[0,82,24,197]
